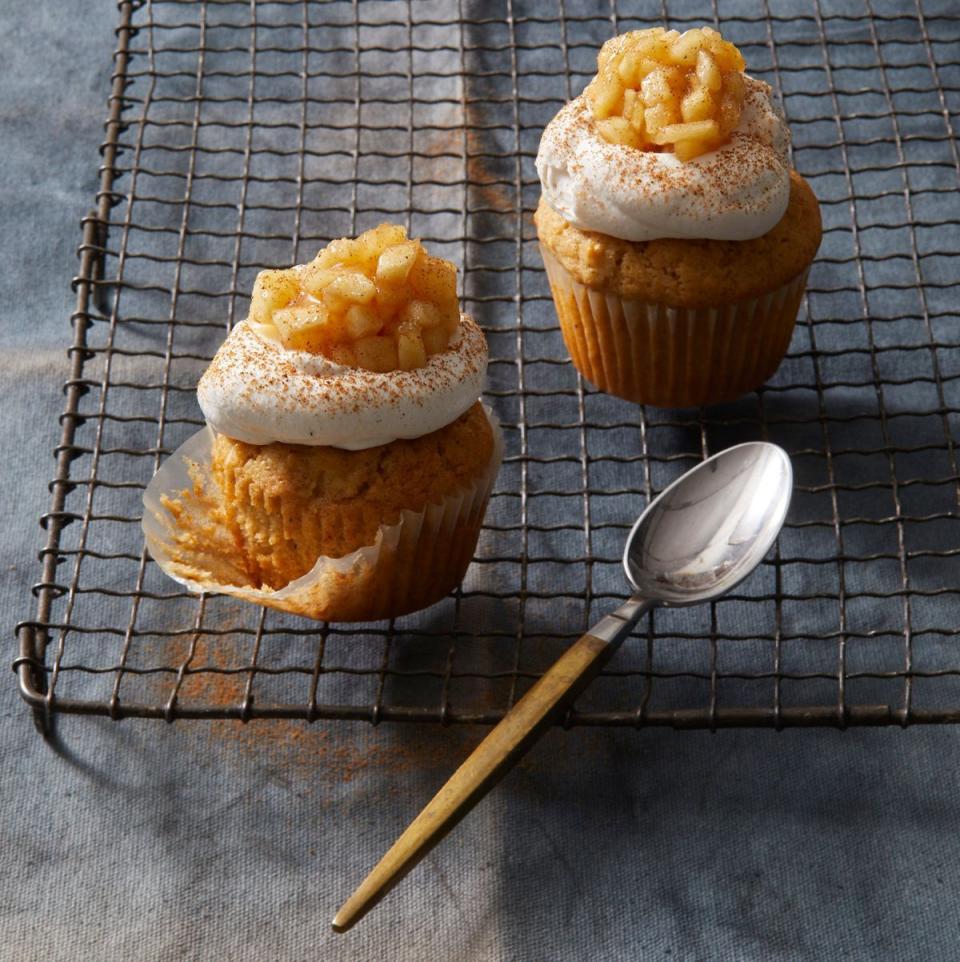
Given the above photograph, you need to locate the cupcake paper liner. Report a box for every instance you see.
[539,244,810,408]
[142,407,503,623]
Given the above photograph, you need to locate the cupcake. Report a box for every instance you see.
[535,26,822,407]
[143,225,502,622]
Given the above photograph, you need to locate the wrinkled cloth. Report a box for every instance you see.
[4,3,960,961]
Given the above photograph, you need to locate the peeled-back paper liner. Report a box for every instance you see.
[142,407,503,622]
[539,244,810,408]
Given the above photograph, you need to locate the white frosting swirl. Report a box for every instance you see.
[536,76,791,242]
[197,317,487,450]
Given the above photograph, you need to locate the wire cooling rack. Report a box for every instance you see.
[16,0,960,734]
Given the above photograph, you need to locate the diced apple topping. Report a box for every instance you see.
[249,270,301,327]
[584,26,747,161]
[247,224,460,372]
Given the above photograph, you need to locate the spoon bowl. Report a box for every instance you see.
[624,441,793,606]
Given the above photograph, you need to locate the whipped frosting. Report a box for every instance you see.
[197,316,487,450]
[536,76,791,242]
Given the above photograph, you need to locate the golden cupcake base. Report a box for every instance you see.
[541,245,809,407]
[142,408,503,623]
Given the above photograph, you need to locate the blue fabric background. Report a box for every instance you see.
[4,2,960,960]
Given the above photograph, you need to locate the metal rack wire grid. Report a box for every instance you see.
[16,0,960,733]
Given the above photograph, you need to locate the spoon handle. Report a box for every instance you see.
[331,596,651,933]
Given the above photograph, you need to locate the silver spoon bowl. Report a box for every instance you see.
[628,440,792,602]
[333,441,793,933]
[594,440,793,643]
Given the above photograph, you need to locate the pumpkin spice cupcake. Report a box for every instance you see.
[143,225,502,622]
[535,26,821,407]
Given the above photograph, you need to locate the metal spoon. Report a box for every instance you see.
[332,441,793,933]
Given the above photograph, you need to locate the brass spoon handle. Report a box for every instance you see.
[332,597,651,933]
